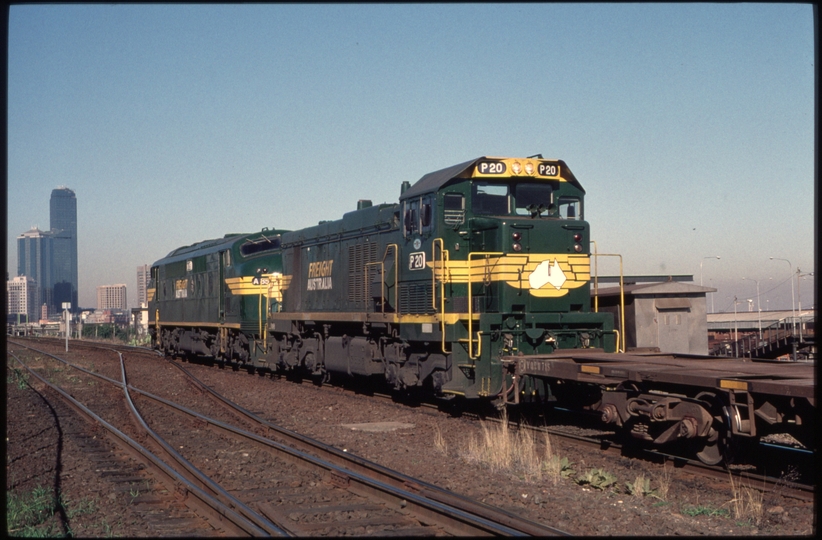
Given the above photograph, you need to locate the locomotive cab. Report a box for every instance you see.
[398,156,615,399]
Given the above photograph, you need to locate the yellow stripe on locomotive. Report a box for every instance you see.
[427,252,590,298]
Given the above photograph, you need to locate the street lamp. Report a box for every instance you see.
[769,257,796,336]
[733,296,739,357]
[796,270,814,343]
[700,256,720,286]
[700,256,720,314]
[709,279,715,313]
[742,277,762,341]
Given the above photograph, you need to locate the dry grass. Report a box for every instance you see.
[433,424,448,454]
[461,415,567,484]
[654,462,672,501]
[541,433,571,485]
[726,473,764,525]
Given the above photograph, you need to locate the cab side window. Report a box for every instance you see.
[420,195,434,234]
[403,199,419,237]
[443,193,465,226]
[557,197,581,220]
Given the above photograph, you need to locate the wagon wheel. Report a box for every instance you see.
[690,392,735,466]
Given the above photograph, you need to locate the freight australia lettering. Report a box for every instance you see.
[307,259,334,291]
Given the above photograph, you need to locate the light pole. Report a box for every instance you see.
[700,256,720,286]
[742,277,762,341]
[796,270,814,343]
[733,296,739,357]
[700,256,720,314]
[709,279,715,313]
[769,257,796,336]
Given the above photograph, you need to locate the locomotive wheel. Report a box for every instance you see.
[691,392,735,466]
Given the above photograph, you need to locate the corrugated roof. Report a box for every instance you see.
[595,281,716,296]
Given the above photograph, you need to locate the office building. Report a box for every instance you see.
[50,187,78,312]
[137,264,150,307]
[16,227,53,313]
[97,284,127,310]
[8,276,38,323]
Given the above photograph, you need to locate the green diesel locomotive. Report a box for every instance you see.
[148,156,616,403]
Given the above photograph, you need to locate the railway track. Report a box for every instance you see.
[14,337,815,506]
[375,389,817,503]
[8,338,568,536]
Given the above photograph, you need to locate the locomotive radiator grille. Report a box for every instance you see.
[400,282,435,314]
[348,242,379,305]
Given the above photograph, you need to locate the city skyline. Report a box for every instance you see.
[7,4,815,311]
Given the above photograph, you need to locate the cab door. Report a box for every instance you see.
[400,194,436,314]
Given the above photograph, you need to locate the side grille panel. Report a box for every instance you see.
[399,282,434,314]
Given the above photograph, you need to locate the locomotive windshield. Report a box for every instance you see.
[472,180,577,218]
[472,183,509,215]
[514,182,553,216]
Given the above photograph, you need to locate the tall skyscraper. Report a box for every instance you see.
[50,187,78,312]
[137,264,149,307]
[17,227,53,313]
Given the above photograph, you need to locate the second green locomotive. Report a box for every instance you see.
[149,156,616,402]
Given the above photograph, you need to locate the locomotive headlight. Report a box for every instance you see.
[574,244,583,252]
[512,243,522,252]
[524,161,535,175]
[511,161,522,175]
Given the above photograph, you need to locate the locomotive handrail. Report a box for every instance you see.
[364,244,398,314]
[590,252,625,352]
[263,273,281,352]
[258,283,266,345]
[432,238,451,353]
[465,252,504,359]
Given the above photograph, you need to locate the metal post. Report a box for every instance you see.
[769,258,796,341]
[742,278,762,342]
[700,256,720,313]
[796,269,813,344]
[62,302,71,352]
[733,296,738,358]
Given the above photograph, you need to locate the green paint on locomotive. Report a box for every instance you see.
[149,156,615,403]
[148,229,289,362]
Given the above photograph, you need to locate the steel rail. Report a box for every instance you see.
[116,352,291,536]
[7,350,268,537]
[11,338,565,535]
[9,339,289,536]
[127,383,549,536]
[165,358,570,536]
[482,411,817,503]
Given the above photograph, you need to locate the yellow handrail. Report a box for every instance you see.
[364,244,398,313]
[432,239,450,353]
[590,251,625,352]
[465,252,503,358]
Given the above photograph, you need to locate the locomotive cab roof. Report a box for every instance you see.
[399,156,584,202]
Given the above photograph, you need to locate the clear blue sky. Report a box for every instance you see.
[7,3,815,311]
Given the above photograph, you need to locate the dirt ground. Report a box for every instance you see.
[6,351,816,536]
